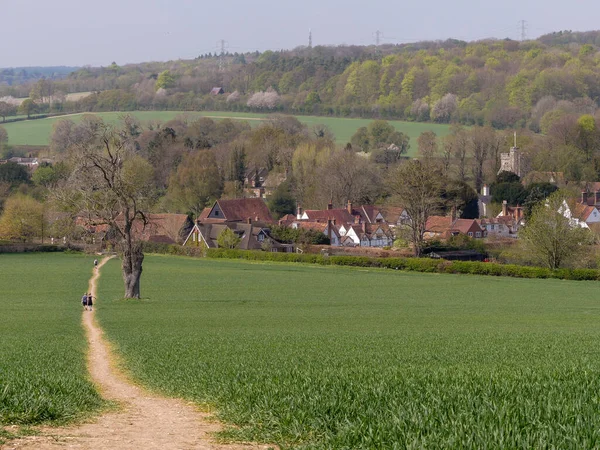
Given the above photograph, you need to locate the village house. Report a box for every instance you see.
[199,198,274,224]
[183,221,293,252]
[292,221,342,246]
[210,87,225,95]
[8,157,39,170]
[378,206,410,227]
[497,200,525,229]
[425,216,485,239]
[477,216,517,238]
[291,201,395,247]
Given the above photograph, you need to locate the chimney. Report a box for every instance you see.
[482,184,489,196]
[327,200,333,210]
[582,191,588,205]
[595,191,600,206]
[327,218,332,243]
[347,200,352,214]
[502,200,507,217]
[297,203,303,220]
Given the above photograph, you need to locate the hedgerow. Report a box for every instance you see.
[142,243,600,281]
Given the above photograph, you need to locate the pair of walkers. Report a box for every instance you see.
[82,293,94,311]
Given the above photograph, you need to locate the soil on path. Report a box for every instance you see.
[3,256,272,450]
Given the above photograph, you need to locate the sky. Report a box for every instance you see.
[1,0,600,67]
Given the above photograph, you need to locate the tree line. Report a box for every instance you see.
[1,32,600,130]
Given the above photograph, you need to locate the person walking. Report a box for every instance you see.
[94,259,98,269]
[87,293,94,312]
[82,293,88,311]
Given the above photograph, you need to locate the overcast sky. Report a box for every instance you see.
[2,0,599,67]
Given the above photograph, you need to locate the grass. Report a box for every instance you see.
[96,255,600,449]
[0,253,105,432]
[1,111,450,154]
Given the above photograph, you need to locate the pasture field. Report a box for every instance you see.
[2,111,450,154]
[0,254,105,433]
[97,255,600,449]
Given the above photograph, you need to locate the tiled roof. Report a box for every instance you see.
[451,219,481,234]
[378,206,406,224]
[425,216,453,233]
[303,208,354,224]
[573,204,596,221]
[216,198,274,223]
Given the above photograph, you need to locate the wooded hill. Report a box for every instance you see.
[2,30,600,130]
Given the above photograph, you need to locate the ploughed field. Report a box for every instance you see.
[0,254,105,439]
[3,111,450,154]
[96,255,600,449]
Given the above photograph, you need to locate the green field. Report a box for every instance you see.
[0,254,105,434]
[2,111,451,154]
[95,255,600,449]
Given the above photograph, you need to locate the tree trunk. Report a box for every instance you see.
[122,240,144,298]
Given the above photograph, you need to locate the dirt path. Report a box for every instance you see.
[4,257,272,450]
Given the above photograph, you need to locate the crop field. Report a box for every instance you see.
[0,254,105,435]
[96,255,600,448]
[2,111,450,154]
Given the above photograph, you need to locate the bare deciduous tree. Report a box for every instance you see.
[417,131,438,161]
[389,160,443,256]
[54,124,154,298]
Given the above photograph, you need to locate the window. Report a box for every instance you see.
[192,233,197,242]
[214,210,219,216]
[257,234,264,242]
[468,232,473,237]
[475,232,481,238]
[490,224,495,230]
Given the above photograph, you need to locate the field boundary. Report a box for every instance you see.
[141,242,600,282]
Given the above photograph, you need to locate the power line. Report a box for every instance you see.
[374,30,382,46]
[216,39,229,71]
[520,20,528,41]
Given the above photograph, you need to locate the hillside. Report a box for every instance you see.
[0,31,599,131]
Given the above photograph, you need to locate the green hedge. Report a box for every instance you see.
[140,244,600,282]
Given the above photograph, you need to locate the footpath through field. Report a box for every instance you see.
[4,256,271,450]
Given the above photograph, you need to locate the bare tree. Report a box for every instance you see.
[448,126,469,183]
[469,126,495,191]
[54,124,154,298]
[417,131,438,161]
[389,160,443,256]
[318,149,381,206]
